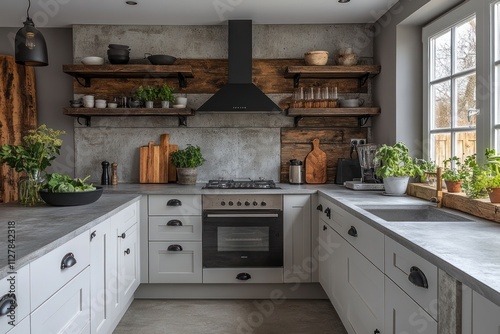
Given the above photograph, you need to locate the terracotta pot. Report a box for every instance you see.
[488,187,500,203]
[444,180,462,193]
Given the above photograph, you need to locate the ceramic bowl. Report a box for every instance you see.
[304,51,329,66]
[175,97,187,105]
[107,103,118,108]
[81,56,104,65]
[173,104,186,108]
[83,101,94,108]
[95,102,107,108]
[39,187,103,206]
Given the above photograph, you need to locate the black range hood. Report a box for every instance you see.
[197,20,282,113]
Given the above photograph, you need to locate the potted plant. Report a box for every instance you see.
[416,159,437,184]
[374,142,422,195]
[441,156,469,193]
[157,84,175,108]
[170,144,206,184]
[0,125,65,205]
[135,85,157,108]
[474,149,500,202]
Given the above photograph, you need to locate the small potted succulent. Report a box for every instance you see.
[135,85,157,108]
[374,142,422,195]
[157,84,175,108]
[170,144,206,185]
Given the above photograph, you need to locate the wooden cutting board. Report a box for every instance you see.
[305,138,327,184]
[168,144,178,182]
[139,133,172,183]
[159,134,169,183]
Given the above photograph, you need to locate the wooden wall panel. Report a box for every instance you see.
[0,55,37,203]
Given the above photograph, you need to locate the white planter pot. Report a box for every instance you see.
[161,101,170,108]
[145,101,154,108]
[383,176,410,195]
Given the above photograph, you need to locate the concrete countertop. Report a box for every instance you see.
[0,193,141,280]
[318,187,500,308]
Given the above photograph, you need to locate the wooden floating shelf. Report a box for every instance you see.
[284,65,381,78]
[287,107,381,117]
[63,107,194,117]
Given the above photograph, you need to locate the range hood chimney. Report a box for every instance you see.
[197,20,282,113]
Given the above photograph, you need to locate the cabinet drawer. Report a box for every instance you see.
[331,204,384,270]
[112,202,138,235]
[149,195,201,215]
[385,236,438,320]
[149,241,202,283]
[30,231,90,311]
[149,216,202,241]
[0,266,29,334]
[203,268,283,284]
[31,268,90,334]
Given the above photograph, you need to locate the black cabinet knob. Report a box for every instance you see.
[0,293,17,316]
[124,248,131,255]
[167,244,183,252]
[90,231,97,241]
[118,232,126,239]
[61,252,77,270]
[316,204,323,211]
[167,199,182,206]
[348,226,358,237]
[324,207,331,219]
[236,272,252,281]
[167,219,183,226]
[323,225,327,231]
[408,266,429,288]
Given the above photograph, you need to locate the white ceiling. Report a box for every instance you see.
[0,0,392,28]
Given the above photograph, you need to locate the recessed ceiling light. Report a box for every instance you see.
[338,0,350,3]
[126,1,138,5]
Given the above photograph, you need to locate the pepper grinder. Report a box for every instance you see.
[101,161,110,185]
[111,162,118,185]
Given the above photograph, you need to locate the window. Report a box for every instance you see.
[423,0,497,165]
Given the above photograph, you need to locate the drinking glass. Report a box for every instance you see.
[304,87,314,108]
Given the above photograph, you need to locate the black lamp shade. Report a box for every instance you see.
[15,18,48,66]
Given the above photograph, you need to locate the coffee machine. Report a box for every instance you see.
[344,144,384,190]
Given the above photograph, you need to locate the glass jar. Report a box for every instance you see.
[18,170,44,206]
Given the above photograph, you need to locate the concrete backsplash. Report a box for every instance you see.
[72,24,373,183]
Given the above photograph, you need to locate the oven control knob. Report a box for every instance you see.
[261,201,267,206]
[237,201,242,206]
[228,201,234,206]
[245,201,250,206]
[221,201,226,206]
[253,201,258,206]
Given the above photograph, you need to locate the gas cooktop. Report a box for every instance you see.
[202,179,280,189]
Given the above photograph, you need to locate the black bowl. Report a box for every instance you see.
[108,56,130,65]
[39,187,103,206]
[146,54,177,65]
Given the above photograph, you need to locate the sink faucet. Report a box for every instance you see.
[429,167,443,208]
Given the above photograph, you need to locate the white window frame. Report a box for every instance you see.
[423,0,493,162]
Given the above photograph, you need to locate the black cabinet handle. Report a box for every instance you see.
[348,226,358,237]
[167,244,183,252]
[167,219,183,226]
[374,330,380,334]
[324,207,331,219]
[408,266,429,289]
[61,252,77,270]
[236,272,252,281]
[167,199,182,206]
[0,294,16,316]
[124,248,131,255]
[118,233,126,239]
[90,231,97,241]
[323,225,327,231]
[316,204,323,211]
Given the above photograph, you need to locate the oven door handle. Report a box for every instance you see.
[205,213,279,218]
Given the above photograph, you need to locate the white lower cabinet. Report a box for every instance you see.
[118,223,140,302]
[31,268,90,334]
[283,195,311,283]
[149,242,202,283]
[384,277,437,334]
[471,290,500,333]
[0,266,29,334]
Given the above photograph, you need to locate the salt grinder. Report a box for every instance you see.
[111,162,118,185]
[101,161,110,185]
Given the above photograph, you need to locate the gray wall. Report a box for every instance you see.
[72,24,375,183]
[0,27,74,175]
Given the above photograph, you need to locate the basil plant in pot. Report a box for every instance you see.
[135,85,157,108]
[374,142,422,195]
[170,144,206,185]
[157,84,175,108]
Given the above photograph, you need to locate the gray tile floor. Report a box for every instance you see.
[113,299,347,334]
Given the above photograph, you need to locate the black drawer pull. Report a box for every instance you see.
[408,266,429,289]
[167,244,183,252]
[348,226,358,237]
[0,294,16,316]
[118,232,126,239]
[236,272,251,281]
[61,252,77,269]
[374,330,380,334]
[90,231,97,241]
[323,225,327,231]
[324,207,331,219]
[316,204,323,211]
[167,199,182,206]
[167,219,183,226]
[124,248,131,255]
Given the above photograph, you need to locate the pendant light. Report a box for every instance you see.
[15,0,48,66]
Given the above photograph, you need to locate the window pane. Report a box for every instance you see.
[455,17,476,72]
[431,133,451,167]
[431,81,451,129]
[455,73,476,127]
[455,131,476,158]
[495,3,500,62]
[432,31,451,80]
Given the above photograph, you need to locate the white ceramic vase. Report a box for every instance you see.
[383,176,409,195]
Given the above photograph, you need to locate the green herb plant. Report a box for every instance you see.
[374,142,422,178]
[135,85,157,102]
[472,149,500,194]
[441,156,470,182]
[170,144,206,168]
[461,153,488,199]
[157,84,175,103]
[43,173,96,192]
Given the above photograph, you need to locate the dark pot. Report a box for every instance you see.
[107,49,130,56]
[108,56,130,64]
[144,53,176,65]
[108,44,130,50]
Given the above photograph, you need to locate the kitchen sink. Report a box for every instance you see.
[359,205,474,222]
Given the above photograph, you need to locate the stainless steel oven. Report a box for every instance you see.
[202,194,283,269]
